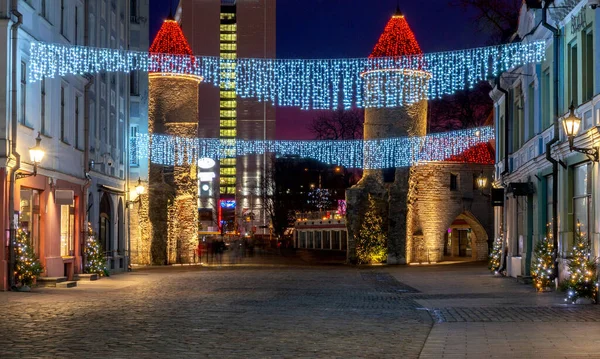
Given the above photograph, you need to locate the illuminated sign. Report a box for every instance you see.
[198,157,216,169]
[220,200,236,209]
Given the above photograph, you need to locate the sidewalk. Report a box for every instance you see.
[385,262,600,358]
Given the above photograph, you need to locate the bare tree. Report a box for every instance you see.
[449,0,522,44]
[428,82,493,133]
[308,109,364,140]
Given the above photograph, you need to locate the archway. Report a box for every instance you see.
[442,211,488,261]
[99,193,112,259]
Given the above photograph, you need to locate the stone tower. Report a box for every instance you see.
[144,17,200,265]
[346,8,430,264]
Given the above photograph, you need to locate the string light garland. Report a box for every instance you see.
[29,41,546,109]
[130,126,494,169]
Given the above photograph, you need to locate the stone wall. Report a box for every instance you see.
[145,75,200,265]
[407,163,494,262]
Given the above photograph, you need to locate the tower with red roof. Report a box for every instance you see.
[144,17,201,265]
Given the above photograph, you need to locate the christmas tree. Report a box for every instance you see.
[14,228,43,287]
[531,233,554,291]
[84,223,108,276]
[488,236,502,273]
[355,195,387,264]
[565,222,598,304]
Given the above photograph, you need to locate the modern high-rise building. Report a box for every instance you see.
[179,0,276,235]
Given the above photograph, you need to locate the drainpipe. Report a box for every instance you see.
[7,1,22,290]
[496,77,509,273]
[82,74,94,271]
[541,4,560,280]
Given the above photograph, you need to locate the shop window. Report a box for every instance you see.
[315,231,322,249]
[341,231,347,250]
[308,231,314,249]
[299,232,306,248]
[60,204,75,256]
[19,189,41,257]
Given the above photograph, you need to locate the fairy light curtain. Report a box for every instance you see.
[131,126,494,169]
[28,41,545,110]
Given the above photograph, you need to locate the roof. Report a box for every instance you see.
[369,8,422,58]
[444,143,495,164]
[149,19,194,57]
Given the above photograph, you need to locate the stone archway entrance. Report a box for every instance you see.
[443,212,488,261]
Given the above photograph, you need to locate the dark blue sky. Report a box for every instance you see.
[149,0,484,57]
[149,0,484,139]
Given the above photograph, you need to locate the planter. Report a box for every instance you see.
[17,285,31,292]
[575,297,595,305]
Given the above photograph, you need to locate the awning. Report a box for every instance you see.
[97,184,126,195]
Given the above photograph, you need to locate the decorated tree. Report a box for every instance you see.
[565,223,598,304]
[355,196,387,264]
[84,223,108,276]
[488,235,502,273]
[14,228,43,288]
[531,235,554,291]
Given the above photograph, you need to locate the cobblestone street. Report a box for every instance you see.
[1,259,600,358]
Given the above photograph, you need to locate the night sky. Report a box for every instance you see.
[149,0,484,139]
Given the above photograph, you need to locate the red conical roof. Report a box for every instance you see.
[445,143,495,164]
[370,10,422,58]
[150,19,193,56]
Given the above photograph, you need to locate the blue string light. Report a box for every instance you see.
[29,41,545,110]
[130,126,494,169]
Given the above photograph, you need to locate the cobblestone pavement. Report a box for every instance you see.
[2,260,600,358]
[0,264,431,358]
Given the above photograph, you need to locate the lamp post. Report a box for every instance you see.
[561,103,599,162]
[9,132,45,288]
[126,178,145,271]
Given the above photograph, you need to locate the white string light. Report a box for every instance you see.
[130,126,494,169]
[29,41,545,109]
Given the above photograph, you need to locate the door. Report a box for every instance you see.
[458,230,468,257]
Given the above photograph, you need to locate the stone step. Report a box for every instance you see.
[74,273,99,281]
[56,281,77,288]
[36,277,67,287]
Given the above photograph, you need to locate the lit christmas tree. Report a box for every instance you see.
[355,195,387,264]
[488,236,502,273]
[84,223,108,276]
[14,228,43,288]
[531,225,554,291]
[565,222,598,304]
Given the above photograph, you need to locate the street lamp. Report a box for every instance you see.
[561,102,599,162]
[16,132,45,180]
[127,178,145,207]
[476,170,487,190]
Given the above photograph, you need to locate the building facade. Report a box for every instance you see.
[180,0,276,235]
[492,1,600,280]
[0,0,148,290]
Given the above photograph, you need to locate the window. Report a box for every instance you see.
[527,83,534,140]
[308,232,314,249]
[130,71,139,96]
[450,174,458,191]
[513,85,524,148]
[74,6,78,44]
[472,174,479,190]
[40,0,48,20]
[542,69,551,129]
[220,120,236,128]
[323,231,331,249]
[60,204,75,256]
[60,0,66,37]
[130,0,137,18]
[20,61,26,125]
[341,231,347,250]
[220,129,237,137]
[568,41,578,105]
[130,125,139,166]
[315,231,322,249]
[583,30,594,102]
[39,78,48,134]
[332,231,340,250]
[90,101,96,143]
[60,86,67,142]
[573,163,591,240]
[74,95,80,149]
